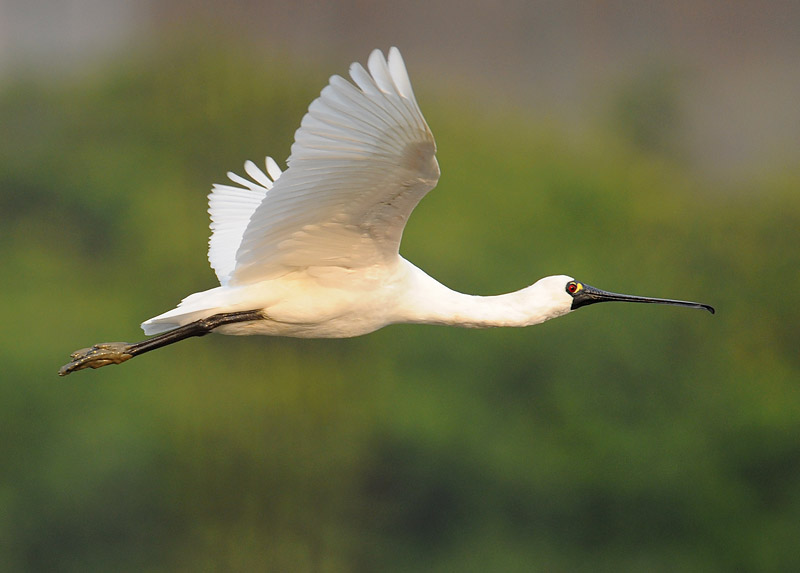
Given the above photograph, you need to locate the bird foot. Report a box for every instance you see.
[59,342,134,376]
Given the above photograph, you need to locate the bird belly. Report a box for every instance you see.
[214,311,387,338]
[214,272,397,338]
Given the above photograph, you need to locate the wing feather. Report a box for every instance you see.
[387,48,417,103]
[207,157,282,284]
[228,48,439,285]
[244,160,273,187]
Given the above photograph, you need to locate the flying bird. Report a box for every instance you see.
[59,48,713,376]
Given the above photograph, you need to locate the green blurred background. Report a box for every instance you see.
[2,3,800,571]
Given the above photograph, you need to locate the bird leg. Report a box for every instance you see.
[58,309,265,376]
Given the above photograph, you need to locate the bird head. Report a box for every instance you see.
[523,275,714,323]
[558,277,715,314]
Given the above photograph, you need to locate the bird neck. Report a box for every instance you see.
[393,261,568,328]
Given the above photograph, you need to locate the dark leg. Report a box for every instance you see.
[59,310,265,376]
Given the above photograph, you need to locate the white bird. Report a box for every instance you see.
[59,48,713,376]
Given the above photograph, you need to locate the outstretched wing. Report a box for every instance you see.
[207,157,282,285]
[225,47,439,285]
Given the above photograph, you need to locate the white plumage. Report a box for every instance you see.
[142,47,444,336]
[206,157,281,285]
[59,47,713,376]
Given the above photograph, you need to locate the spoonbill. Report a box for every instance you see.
[59,47,713,376]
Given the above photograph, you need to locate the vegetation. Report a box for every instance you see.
[2,37,798,571]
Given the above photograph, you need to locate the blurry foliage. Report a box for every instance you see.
[608,63,686,160]
[2,35,799,572]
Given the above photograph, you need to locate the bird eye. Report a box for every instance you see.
[566,281,578,294]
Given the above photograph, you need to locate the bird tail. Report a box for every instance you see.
[140,287,232,335]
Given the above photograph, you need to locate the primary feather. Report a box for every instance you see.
[207,157,281,285]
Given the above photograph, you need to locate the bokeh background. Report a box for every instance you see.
[2,1,799,571]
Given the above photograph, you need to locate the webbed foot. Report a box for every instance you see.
[59,342,134,376]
